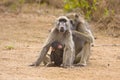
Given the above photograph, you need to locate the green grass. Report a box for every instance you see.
[5,45,14,50]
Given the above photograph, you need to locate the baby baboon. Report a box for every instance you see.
[50,41,64,66]
[66,13,94,66]
[30,16,75,67]
[42,41,64,66]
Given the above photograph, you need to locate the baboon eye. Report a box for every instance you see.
[59,18,67,22]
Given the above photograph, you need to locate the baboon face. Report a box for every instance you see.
[66,13,80,30]
[56,16,71,33]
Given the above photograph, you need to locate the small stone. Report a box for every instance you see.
[108,64,110,66]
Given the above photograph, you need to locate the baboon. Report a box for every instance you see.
[50,41,64,66]
[30,16,75,67]
[42,41,64,67]
[66,13,94,66]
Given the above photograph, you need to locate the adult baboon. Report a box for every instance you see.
[66,13,94,66]
[30,16,75,67]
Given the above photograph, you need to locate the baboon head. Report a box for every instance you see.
[51,41,64,50]
[55,16,71,33]
[66,13,84,30]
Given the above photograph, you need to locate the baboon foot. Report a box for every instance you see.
[74,63,87,67]
[29,63,39,67]
[61,64,74,68]
[46,63,57,67]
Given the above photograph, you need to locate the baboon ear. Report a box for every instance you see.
[75,13,79,18]
[70,20,73,25]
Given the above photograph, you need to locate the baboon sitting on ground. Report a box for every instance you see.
[67,13,94,66]
[47,13,94,67]
[30,16,75,67]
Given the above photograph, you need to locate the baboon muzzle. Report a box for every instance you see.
[59,27,64,32]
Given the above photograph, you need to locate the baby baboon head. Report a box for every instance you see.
[55,16,71,33]
[51,41,64,50]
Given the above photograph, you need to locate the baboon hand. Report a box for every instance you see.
[29,62,39,67]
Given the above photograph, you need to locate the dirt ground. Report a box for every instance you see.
[0,11,120,80]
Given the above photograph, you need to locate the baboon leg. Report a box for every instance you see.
[63,40,75,67]
[74,47,84,64]
[63,48,74,67]
[80,43,90,66]
[30,44,50,66]
[30,29,56,66]
[75,42,90,66]
[86,43,91,62]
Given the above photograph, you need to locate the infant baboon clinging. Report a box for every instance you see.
[50,41,64,66]
[30,16,75,67]
[43,41,64,67]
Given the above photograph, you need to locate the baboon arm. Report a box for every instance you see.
[72,30,92,43]
[34,44,50,66]
[31,30,56,66]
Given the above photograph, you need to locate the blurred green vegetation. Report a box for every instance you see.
[5,45,14,50]
[0,0,119,36]
[64,0,97,20]
[0,0,119,21]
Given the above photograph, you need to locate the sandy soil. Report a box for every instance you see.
[0,12,120,80]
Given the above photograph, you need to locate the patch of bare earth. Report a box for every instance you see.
[0,12,120,80]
